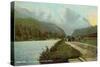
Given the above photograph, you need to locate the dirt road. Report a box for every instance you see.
[65,42,97,62]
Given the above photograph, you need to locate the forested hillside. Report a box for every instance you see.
[15,18,65,41]
[72,26,97,37]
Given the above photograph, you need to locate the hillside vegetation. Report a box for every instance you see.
[72,26,97,37]
[39,39,81,64]
[15,18,65,41]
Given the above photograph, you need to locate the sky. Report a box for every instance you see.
[15,1,97,35]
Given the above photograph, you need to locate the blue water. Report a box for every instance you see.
[14,40,59,65]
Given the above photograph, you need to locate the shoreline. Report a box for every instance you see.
[14,39,61,42]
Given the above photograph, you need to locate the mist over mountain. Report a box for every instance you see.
[15,7,32,18]
[14,6,91,35]
[72,25,97,37]
[14,7,65,41]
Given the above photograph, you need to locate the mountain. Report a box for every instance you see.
[14,7,65,41]
[14,7,33,18]
[60,8,91,35]
[13,6,92,39]
[72,26,97,37]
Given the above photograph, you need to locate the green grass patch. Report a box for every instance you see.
[39,39,82,64]
[80,39,97,46]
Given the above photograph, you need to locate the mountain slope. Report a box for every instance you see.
[72,26,97,37]
[15,18,65,41]
[14,7,33,18]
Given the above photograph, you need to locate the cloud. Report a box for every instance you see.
[87,12,97,26]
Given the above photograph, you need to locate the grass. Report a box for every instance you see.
[39,39,82,64]
[80,39,97,46]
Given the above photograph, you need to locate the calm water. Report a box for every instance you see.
[14,40,59,65]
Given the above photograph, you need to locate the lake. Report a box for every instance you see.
[14,39,59,65]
